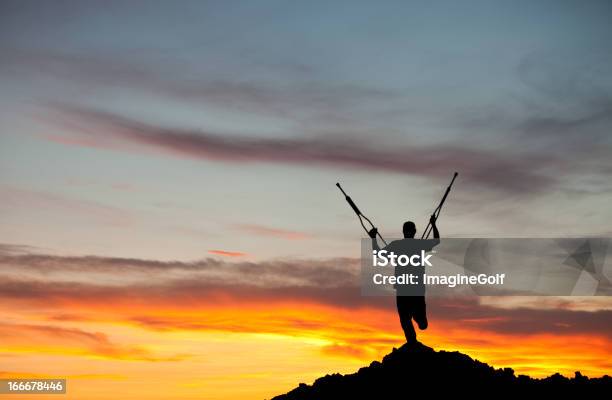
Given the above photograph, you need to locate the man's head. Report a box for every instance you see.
[403,221,416,238]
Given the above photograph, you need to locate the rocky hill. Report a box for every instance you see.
[272,342,611,399]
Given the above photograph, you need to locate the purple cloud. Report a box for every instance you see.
[48,106,556,194]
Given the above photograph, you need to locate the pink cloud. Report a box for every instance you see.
[236,224,311,240]
[208,249,247,257]
[45,106,556,194]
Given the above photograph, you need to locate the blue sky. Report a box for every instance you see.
[1,0,612,260]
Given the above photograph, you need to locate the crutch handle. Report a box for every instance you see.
[336,183,361,215]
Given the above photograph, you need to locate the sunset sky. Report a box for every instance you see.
[1,1,611,399]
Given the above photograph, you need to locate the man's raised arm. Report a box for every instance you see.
[430,215,440,239]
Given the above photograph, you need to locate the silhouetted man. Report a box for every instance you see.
[369,215,439,344]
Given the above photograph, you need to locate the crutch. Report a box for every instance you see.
[336,182,388,246]
[421,172,458,239]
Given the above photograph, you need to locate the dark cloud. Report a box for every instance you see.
[0,245,361,289]
[430,297,612,336]
[1,47,402,130]
[0,243,42,254]
[0,276,378,310]
[4,47,599,196]
[517,49,612,105]
[516,50,612,153]
[48,106,555,194]
[449,50,612,199]
[1,246,610,337]
[457,54,612,156]
[0,277,610,337]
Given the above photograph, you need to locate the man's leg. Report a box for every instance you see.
[412,296,428,330]
[396,295,417,344]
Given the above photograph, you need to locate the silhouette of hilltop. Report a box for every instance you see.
[272,342,611,399]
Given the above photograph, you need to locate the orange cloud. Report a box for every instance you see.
[0,322,186,361]
[208,249,247,257]
[0,247,610,400]
[4,295,611,378]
